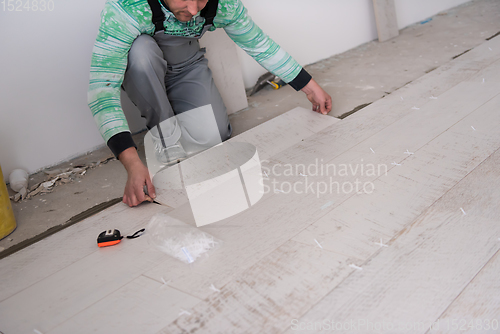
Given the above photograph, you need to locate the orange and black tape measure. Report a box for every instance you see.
[97,229,145,247]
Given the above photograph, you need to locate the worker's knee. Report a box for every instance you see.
[127,34,165,74]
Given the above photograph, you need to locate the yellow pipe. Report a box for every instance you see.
[0,166,16,239]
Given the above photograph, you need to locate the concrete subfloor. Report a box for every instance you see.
[2,0,499,255]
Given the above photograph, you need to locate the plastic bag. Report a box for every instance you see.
[147,213,221,264]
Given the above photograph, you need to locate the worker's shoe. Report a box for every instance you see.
[154,138,187,166]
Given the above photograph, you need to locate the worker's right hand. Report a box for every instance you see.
[119,147,156,207]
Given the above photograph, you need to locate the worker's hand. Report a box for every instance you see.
[119,147,156,207]
[301,79,332,115]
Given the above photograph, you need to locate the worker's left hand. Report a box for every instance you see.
[301,79,332,115]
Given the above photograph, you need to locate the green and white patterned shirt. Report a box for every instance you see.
[88,0,310,149]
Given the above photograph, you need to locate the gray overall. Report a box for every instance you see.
[122,27,232,150]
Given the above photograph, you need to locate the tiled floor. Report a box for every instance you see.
[3,0,500,256]
[1,27,499,333]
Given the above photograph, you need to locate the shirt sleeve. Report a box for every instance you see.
[87,1,148,153]
[215,0,312,91]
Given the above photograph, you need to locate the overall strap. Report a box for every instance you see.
[200,0,219,28]
[148,0,165,33]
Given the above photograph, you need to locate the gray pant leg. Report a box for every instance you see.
[123,34,232,149]
[166,55,232,143]
[123,34,181,145]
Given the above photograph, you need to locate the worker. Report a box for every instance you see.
[88,0,332,207]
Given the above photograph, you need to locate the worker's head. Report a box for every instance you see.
[164,0,209,22]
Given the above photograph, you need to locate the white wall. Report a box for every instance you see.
[0,0,148,183]
[0,0,471,181]
[237,0,379,88]
[0,0,108,181]
[394,0,471,29]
